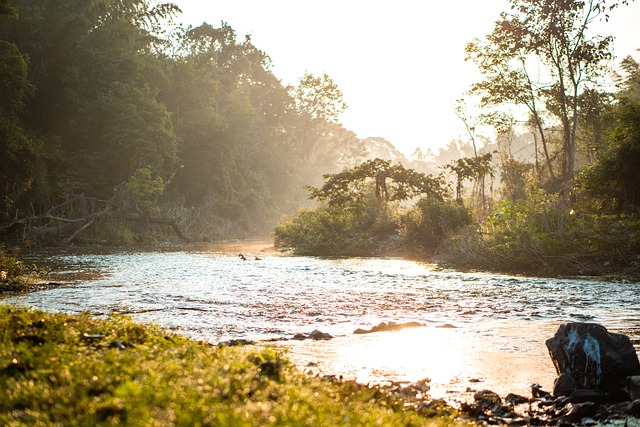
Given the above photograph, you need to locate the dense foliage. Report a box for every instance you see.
[274,159,467,256]
[0,306,458,426]
[0,0,361,241]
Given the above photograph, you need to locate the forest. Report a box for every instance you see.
[1,0,640,277]
[0,0,361,244]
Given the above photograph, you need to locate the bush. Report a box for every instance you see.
[399,199,473,254]
[273,206,373,256]
[0,249,40,292]
[440,191,640,276]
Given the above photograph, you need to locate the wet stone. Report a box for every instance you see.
[546,322,640,392]
[627,400,640,418]
[292,330,333,340]
[504,393,529,405]
[628,376,640,401]
[308,329,332,340]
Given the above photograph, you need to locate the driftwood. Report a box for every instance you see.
[0,191,190,245]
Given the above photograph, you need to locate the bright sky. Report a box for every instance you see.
[174,0,640,157]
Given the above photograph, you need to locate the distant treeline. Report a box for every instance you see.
[0,0,362,240]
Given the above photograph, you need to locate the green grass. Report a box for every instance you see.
[0,306,463,426]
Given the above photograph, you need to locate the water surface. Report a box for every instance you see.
[5,246,639,400]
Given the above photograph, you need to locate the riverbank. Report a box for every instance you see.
[0,305,459,426]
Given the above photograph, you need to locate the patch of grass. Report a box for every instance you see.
[0,250,40,293]
[0,306,462,426]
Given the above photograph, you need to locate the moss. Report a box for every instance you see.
[0,306,461,426]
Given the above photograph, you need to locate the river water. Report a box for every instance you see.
[3,243,639,401]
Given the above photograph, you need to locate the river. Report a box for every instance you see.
[3,242,639,402]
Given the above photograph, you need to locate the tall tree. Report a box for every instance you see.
[466,0,623,185]
[0,4,51,219]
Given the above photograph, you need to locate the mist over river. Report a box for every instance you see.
[4,243,640,400]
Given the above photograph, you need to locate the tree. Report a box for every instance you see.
[0,9,51,220]
[307,158,447,208]
[466,0,624,185]
[294,72,347,124]
[616,54,640,102]
[577,98,640,213]
[445,153,494,205]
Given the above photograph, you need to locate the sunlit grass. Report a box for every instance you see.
[0,306,464,426]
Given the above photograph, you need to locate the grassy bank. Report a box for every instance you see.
[0,306,461,426]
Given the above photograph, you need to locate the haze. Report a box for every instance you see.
[176,0,640,156]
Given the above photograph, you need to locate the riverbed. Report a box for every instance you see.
[4,243,639,401]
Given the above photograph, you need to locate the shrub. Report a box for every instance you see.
[399,199,473,254]
[273,206,373,256]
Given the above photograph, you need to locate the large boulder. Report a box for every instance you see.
[546,323,640,393]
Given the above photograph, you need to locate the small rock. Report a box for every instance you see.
[628,376,640,400]
[353,321,423,334]
[505,393,529,405]
[553,373,577,397]
[626,399,640,417]
[558,402,598,424]
[308,329,332,340]
[531,383,551,398]
[436,323,457,328]
[474,389,502,405]
[292,333,307,341]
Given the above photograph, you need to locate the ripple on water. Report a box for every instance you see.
[6,249,640,398]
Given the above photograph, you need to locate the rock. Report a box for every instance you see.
[353,321,423,334]
[557,402,598,425]
[474,389,502,405]
[546,322,640,392]
[553,373,577,397]
[436,323,457,328]
[626,399,640,417]
[531,383,551,398]
[569,388,606,403]
[291,330,332,341]
[505,393,529,405]
[473,389,503,413]
[308,329,332,340]
[628,376,640,401]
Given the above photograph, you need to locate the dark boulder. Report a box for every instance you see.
[546,323,640,392]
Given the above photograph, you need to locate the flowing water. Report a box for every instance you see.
[4,242,640,401]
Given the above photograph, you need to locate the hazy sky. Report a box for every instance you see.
[174,0,640,156]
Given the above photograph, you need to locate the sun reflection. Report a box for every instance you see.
[336,327,466,395]
[282,322,558,401]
